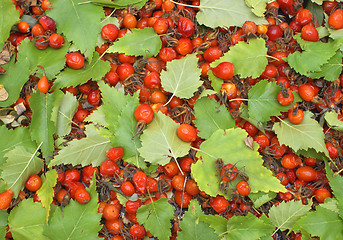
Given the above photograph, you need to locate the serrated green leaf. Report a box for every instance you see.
[49,125,112,167]
[53,52,110,90]
[0,57,30,107]
[17,38,70,79]
[193,128,285,199]
[212,38,268,78]
[248,80,295,123]
[198,89,217,99]
[51,92,79,137]
[286,35,340,75]
[108,27,162,58]
[249,191,277,208]
[1,146,43,196]
[199,214,227,237]
[43,179,101,240]
[223,213,274,240]
[0,0,20,49]
[306,1,324,25]
[294,205,343,240]
[30,91,57,160]
[90,0,148,9]
[321,198,339,214]
[245,0,269,17]
[0,126,36,170]
[196,0,267,28]
[273,111,330,158]
[0,211,8,240]
[110,95,144,168]
[137,198,174,240]
[208,70,223,94]
[47,0,103,60]
[309,51,343,81]
[178,200,217,240]
[9,199,47,240]
[194,97,235,139]
[36,169,58,223]
[138,112,191,166]
[325,111,343,131]
[325,161,343,219]
[84,105,108,127]
[328,25,343,40]
[269,200,311,231]
[161,53,202,100]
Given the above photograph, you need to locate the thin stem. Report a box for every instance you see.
[37,65,46,76]
[78,1,91,5]
[169,0,196,8]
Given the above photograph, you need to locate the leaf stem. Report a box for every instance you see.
[78,1,91,5]
[228,98,248,102]
[169,0,196,8]
[190,146,217,159]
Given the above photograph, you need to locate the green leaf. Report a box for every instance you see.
[192,128,285,198]
[321,198,339,214]
[138,112,191,166]
[0,211,8,240]
[306,1,324,25]
[269,200,311,232]
[273,111,330,158]
[36,169,58,223]
[325,161,343,219]
[0,0,20,49]
[245,0,269,17]
[84,105,108,127]
[194,97,235,139]
[325,111,343,131]
[161,53,202,100]
[137,198,174,240]
[208,70,223,94]
[9,199,47,240]
[0,58,30,107]
[0,125,36,169]
[249,191,277,208]
[17,38,69,79]
[196,0,267,28]
[49,125,112,167]
[90,0,148,9]
[51,92,79,137]
[178,200,217,240]
[44,179,102,240]
[1,146,43,196]
[47,0,103,60]
[107,27,162,58]
[199,215,227,237]
[286,35,340,75]
[309,51,343,81]
[53,52,110,89]
[294,205,343,240]
[29,91,57,160]
[248,80,294,123]
[211,38,268,78]
[224,213,274,240]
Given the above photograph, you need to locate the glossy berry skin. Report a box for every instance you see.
[314,188,331,203]
[277,89,294,105]
[100,160,119,177]
[288,108,304,124]
[64,169,81,182]
[103,204,120,220]
[328,9,343,30]
[25,174,42,192]
[0,190,13,210]
[174,190,192,208]
[49,33,65,49]
[125,199,142,214]
[179,156,194,172]
[134,104,154,124]
[17,21,29,33]
[301,24,319,42]
[243,121,258,137]
[177,124,197,142]
[220,164,238,182]
[178,17,195,38]
[116,63,135,81]
[106,147,124,161]
[266,25,283,41]
[171,175,185,191]
[74,109,90,122]
[101,24,119,41]
[130,224,146,240]
[75,188,91,204]
[212,62,235,80]
[144,71,161,89]
[185,179,200,195]
[65,52,84,69]
[39,15,56,32]
[326,142,339,159]
[295,9,312,26]
[296,166,317,182]
[87,89,101,106]
[298,83,315,101]
[82,165,97,184]
[132,171,147,193]
[254,134,270,151]
[37,75,49,93]
[209,195,229,213]
[281,154,300,169]
[236,181,251,196]
[120,181,135,196]
[203,46,222,62]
